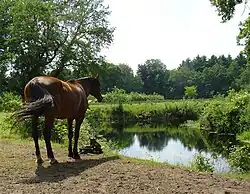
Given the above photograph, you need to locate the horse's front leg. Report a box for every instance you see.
[73,118,84,160]
[43,116,58,165]
[67,118,74,158]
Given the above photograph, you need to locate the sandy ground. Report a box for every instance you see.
[0,139,249,194]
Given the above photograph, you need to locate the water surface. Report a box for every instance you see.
[104,125,238,173]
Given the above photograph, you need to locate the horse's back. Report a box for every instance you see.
[24,76,88,119]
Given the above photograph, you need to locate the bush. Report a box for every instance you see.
[228,144,250,172]
[200,90,250,134]
[6,115,68,143]
[184,85,197,99]
[0,92,22,112]
[90,100,205,126]
[237,130,250,142]
[6,113,101,144]
[102,87,165,103]
[190,152,215,173]
[52,120,68,143]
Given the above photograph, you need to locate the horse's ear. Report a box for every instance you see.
[95,73,99,80]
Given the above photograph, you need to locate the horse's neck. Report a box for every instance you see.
[81,83,90,97]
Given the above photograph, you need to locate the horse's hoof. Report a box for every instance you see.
[36,158,44,164]
[49,158,58,165]
[73,154,81,160]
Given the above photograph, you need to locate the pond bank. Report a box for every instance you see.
[0,139,250,194]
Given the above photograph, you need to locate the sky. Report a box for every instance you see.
[101,0,249,73]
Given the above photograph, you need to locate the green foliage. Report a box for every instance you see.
[200,90,250,134]
[237,130,250,142]
[52,120,68,144]
[0,92,22,112]
[103,88,127,103]
[5,115,33,139]
[237,18,250,63]
[0,0,249,100]
[90,100,205,126]
[167,54,247,99]
[210,0,250,65]
[210,0,246,22]
[190,152,215,173]
[228,144,250,172]
[184,85,197,99]
[5,113,101,144]
[137,59,169,97]
[0,0,114,94]
[99,63,142,93]
[109,103,133,128]
[103,87,165,103]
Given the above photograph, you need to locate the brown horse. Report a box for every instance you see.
[13,74,103,165]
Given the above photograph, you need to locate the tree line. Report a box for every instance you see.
[99,54,249,99]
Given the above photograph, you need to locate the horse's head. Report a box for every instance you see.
[78,74,103,102]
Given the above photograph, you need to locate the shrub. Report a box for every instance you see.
[200,90,250,134]
[0,92,22,112]
[190,152,215,173]
[184,85,197,99]
[52,120,68,143]
[6,115,68,143]
[90,100,205,126]
[228,144,250,172]
[103,88,128,104]
[102,87,165,103]
[6,113,102,145]
[237,130,250,142]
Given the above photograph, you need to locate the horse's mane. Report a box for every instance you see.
[67,77,93,84]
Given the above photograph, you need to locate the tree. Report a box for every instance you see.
[98,62,142,93]
[137,59,169,97]
[184,85,197,99]
[98,62,122,93]
[235,65,250,89]
[0,0,114,94]
[167,54,247,99]
[168,67,198,99]
[210,0,250,62]
[117,63,135,92]
[210,0,247,22]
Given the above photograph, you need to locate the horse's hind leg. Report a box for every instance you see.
[43,116,58,165]
[73,118,84,160]
[32,116,43,164]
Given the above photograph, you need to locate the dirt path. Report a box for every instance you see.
[0,140,249,194]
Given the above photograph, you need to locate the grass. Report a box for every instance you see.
[88,100,205,127]
[219,172,250,180]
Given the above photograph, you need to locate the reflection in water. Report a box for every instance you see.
[104,125,238,173]
[137,132,169,152]
[120,134,230,173]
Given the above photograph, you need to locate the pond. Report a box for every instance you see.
[103,124,239,173]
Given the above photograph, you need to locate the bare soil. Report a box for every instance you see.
[0,140,250,194]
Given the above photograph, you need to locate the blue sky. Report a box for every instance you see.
[102,0,248,72]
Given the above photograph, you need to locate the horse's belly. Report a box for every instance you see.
[46,101,87,119]
[45,90,88,119]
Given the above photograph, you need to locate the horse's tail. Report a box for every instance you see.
[13,82,55,123]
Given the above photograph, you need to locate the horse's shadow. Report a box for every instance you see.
[21,155,119,184]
